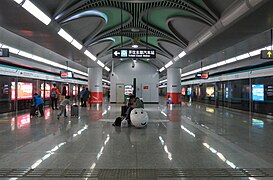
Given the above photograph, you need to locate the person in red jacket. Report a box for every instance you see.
[50,84,60,110]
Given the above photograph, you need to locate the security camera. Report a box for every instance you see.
[132,61,135,68]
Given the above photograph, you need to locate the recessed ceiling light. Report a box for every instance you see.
[132,45,138,48]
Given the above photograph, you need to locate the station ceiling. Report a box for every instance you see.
[0,0,273,77]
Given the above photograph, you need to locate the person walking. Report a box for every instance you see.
[34,93,44,117]
[80,87,86,107]
[50,84,60,110]
[57,96,71,119]
[82,87,90,107]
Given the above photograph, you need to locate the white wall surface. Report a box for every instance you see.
[110,61,159,103]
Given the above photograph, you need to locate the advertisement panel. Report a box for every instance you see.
[73,85,76,96]
[41,83,51,98]
[187,87,191,96]
[181,88,186,95]
[11,82,33,100]
[252,84,264,101]
[206,86,214,97]
[90,92,103,104]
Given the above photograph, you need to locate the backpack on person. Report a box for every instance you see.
[51,89,56,98]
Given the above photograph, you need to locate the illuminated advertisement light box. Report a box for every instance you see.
[252,84,264,101]
[60,71,74,78]
[187,87,191,95]
[225,87,229,99]
[181,88,186,95]
[45,83,51,98]
[41,83,51,98]
[73,86,76,96]
[206,86,214,97]
[11,82,33,100]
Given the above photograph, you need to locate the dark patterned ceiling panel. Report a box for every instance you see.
[62,16,105,42]
[169,17,210,42]
[53,0,219,62]
[86,41,113,57]
[158,40,184,59]
[5,0,262,74]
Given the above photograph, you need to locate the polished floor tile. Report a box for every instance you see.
[0,99,273,179]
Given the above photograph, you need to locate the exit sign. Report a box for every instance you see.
[261,50,273,59]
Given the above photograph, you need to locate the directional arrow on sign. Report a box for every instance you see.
[261,50,273,59]
[267,51,272,58]
[114,51,120,56]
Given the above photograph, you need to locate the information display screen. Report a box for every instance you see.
[196,72,209,79]
[252,84,264,101]
[60,71,73,78]
[11,82,33,100]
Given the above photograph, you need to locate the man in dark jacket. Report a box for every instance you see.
[80,87,86,107]
[82,87,90,107]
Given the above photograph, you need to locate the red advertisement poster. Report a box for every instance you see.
[89,92,103,104]
[166,92,181,104]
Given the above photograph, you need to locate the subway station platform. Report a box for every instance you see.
[0,100,273,179]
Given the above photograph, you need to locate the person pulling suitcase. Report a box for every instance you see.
[57,96,71,119]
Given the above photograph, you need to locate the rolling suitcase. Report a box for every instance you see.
[71,104,79,116]
[30,105,38,117]
[121,105,128,116]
